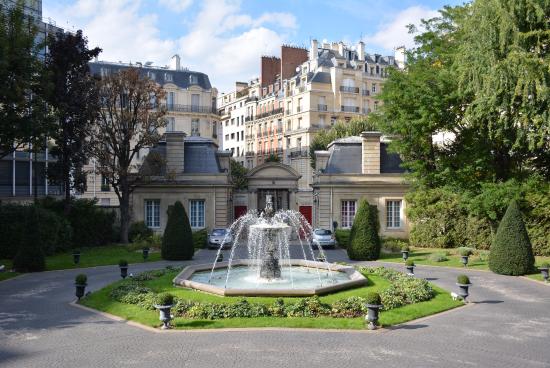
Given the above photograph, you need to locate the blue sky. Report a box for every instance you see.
[43,0,462,92]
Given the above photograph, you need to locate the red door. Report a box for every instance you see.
[234,206,247,220]
[299,206,312,239]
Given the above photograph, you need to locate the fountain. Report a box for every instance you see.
[173,195,367,296]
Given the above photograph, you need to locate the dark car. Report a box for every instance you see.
[207,228,233,249]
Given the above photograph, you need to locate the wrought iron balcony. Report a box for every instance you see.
[362,90,370,96]
[340,86,359,93]
[160,104,218,114]
[341,105,360,113]
[317,104,328,111]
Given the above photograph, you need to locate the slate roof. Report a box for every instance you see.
[147,136,222,175]
[89,62,213,90]
[324,137,404,174]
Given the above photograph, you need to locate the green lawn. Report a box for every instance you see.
[0,244,162,280]
[380,247,550,278]
[80,269,463,330]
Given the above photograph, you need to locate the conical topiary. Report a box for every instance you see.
[347,199,381,260]
[489,199,535,275]
[161,201,194,260]
[13,206,46,272]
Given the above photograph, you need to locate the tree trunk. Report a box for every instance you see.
[63,159,71,215]
[119,187,130,244]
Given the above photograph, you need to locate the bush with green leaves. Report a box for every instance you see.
[155,292,175,306]
[128,221,153,243]
[489,200,535,275]
[429,252,448,262]
[457,275,470,284]
[458,247,473,257]
[75,274,87,285]
[12,207,46,272]
[405,259,415,267]
[161,201,194,260]
[192,228,208,249]
[381,237,408,253]
[365,292,382,305]
[347,200,381,260]
[334,229,351,249]
[118,259,128,267]
[540,262,550,269]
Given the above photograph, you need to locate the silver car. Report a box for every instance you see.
[208,228,233,249]
[311,229,336,249]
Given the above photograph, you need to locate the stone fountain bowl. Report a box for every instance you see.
[173,259,368,297]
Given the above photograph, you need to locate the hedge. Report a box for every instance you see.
[347,200,381,260]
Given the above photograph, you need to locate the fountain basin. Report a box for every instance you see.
[173,259,368,297]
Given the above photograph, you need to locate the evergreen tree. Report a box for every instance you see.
[161,201,194,260]
[489,199,535,275]
[347,200,381,260]
[13,206,45,272]
[44,30,102,213]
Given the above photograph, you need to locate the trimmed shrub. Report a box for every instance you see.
[429,252,448,262]
[347,200,381,260]
[335,229,351,249]
[457,275,470,284]
[75,274,87,285]
[405,259,415,267]
[489,200,535,275]
[458,247,473,257]
[365,292,382,305]
[539,262,550,269]
[381,237,409,253]
[161,201,194,260]
[192,228,208,249]
[155,292,174,306]
[12,207,46,272]
[401,245,410,252]
[129,221,153,243]
[118,259,128,267]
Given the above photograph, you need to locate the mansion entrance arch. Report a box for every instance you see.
[244,162,301,214]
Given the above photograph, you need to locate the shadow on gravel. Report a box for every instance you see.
[387,324,428,331]
[474,300,504,304]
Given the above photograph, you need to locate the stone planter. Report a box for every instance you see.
[539,267,549,283]
[72,252,81,265]
[401,250,409,261]
[142,248,150,261]
[155,304,173,329]
[365,304,383,330]
[457,283,472,302]
[75,283,87,300]
[120,266,128,279]
[317,256,326,262]
[461,255,469,267]
[406,265,415,276]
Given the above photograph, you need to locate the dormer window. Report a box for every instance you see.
[189,74,198,84]
[147,71,156,80]
[164,73,173,82]
[100,67,110,77]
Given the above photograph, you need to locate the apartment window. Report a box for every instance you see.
[319,115,326,128]
[241,131,244,140]
[167,92,175,108]
[297,117,302,129]
[166,117,175,131]
[191,119,200,136]
[231,118,235,125]
[191,94,200,112]
[164,73,173,82]
[386,200,402,229]
[225,134,229,141]
[101,175,110,191]
[372,83,377,93]
[231,133,235,139]
[147,71,156,80]
[189,200,205,228]
[341,200,357,228]
[297,137,302,149]
[145,200,160,228]
[189,74,198,84]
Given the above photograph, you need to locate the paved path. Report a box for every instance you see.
[1,248,549,368]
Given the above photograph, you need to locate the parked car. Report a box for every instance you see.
[310,229,336,249]
[208,228,233,249]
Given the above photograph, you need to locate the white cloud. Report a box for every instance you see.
[158,0,193,13]
[42,0,298,93]
[364,6,439,52]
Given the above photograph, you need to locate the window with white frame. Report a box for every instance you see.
[341,200,356,228]
[145,200,160,228]
[190,200,205,228]
[166,117,175,131]
[191,119,200,136]
[386,200,401,229]
[164,73,173,82]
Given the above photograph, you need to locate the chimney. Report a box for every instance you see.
[165,132,186,175]
[314,150,330,173]
[395,46,406,69]
[361,132,382,174]
[357,41,365,61]
[331,42,338,52]
[310,39,318,60]
[338,41,345,57]
[170,54,181,70]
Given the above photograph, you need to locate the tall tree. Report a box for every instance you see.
[89,68,166,243]
[0,2,50,158]
[44,30,102,213]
